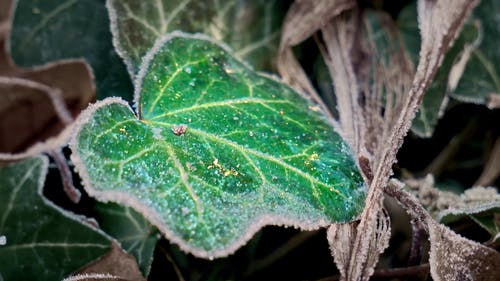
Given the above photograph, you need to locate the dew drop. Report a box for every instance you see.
[184,66,192,74]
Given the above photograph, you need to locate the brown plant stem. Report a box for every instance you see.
[48,149,81,203]
[474,137,500,186]
[316,263,430,281]
[243,230,318,278]
[408,219,426,267]
[158,244,185,281]
[424,118,478,177]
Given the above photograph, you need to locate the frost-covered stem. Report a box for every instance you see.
[385,179,430,231]
[49,149,81,203]
[346,181,384,279]
[317,263,430,281]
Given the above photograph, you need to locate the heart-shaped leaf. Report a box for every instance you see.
[10,0,133,101]
[107,0,286,76]
[0,156,112,280]
[70,34,365,258]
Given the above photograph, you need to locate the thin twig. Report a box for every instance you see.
[243,230,318,278]
[424,118,477,177]
[158,244,186,281]
[385,179,430,231]
[316,263,430,281]
[474,137,500,186]
[49,149,81,203]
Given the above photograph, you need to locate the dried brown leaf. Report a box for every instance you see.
[0,1,94,160]
[327,222,357,279]
[405,175,500,223]
[487,94,500,109]
[328,206,391,281]
[428,219,500,281]
[320,13,363,154]
[75,243,146,281]
[280,0,355,47]
[277,0,355,117]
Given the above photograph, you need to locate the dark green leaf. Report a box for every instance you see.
[398,1,480,137]
[470,211,500,243]
[0,156,112,280]
[107,0,286,75]
[9,0,133,101]
[451,0,500,103]
[93,202,160,276]
[70,34,366,258]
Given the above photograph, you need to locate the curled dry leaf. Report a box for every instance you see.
[405,175,500,220]
[75,242,146,281]
[487,94,500,109]
[0,60,94,159]
[0,0,94,160]
[427,219,500,281]
[277,0,356,117]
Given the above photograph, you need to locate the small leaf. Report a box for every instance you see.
[108,0,286,76]
[9,0,133,101]
[93,202,160,276]
[76,242,146,281]
[70,34,366,258]
[0,156,112,280]
[406,176,500,243]
[428,220,500,281]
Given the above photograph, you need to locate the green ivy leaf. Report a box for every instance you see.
[0,156,112,280]
[70,34,365,258]
[93,202,160,276]
[398,1,480,137]
[451,0,500,103]
[470,211,500,243]
[9,0,133,101]
[107,0,286,76]
[400,0,498,137]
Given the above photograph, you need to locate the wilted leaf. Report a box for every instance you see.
[108,0,286,75]
[428,219,500,281]
[0,0,94,159]
[93,202,160,276]
[70,34,366,258]
[76,242,145,281]
[406,176,500,243]
[327,206,390,281]
[9,0,133,101]
[0,61,94,157]
[277,0,355,113]
[0,156,112,280]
